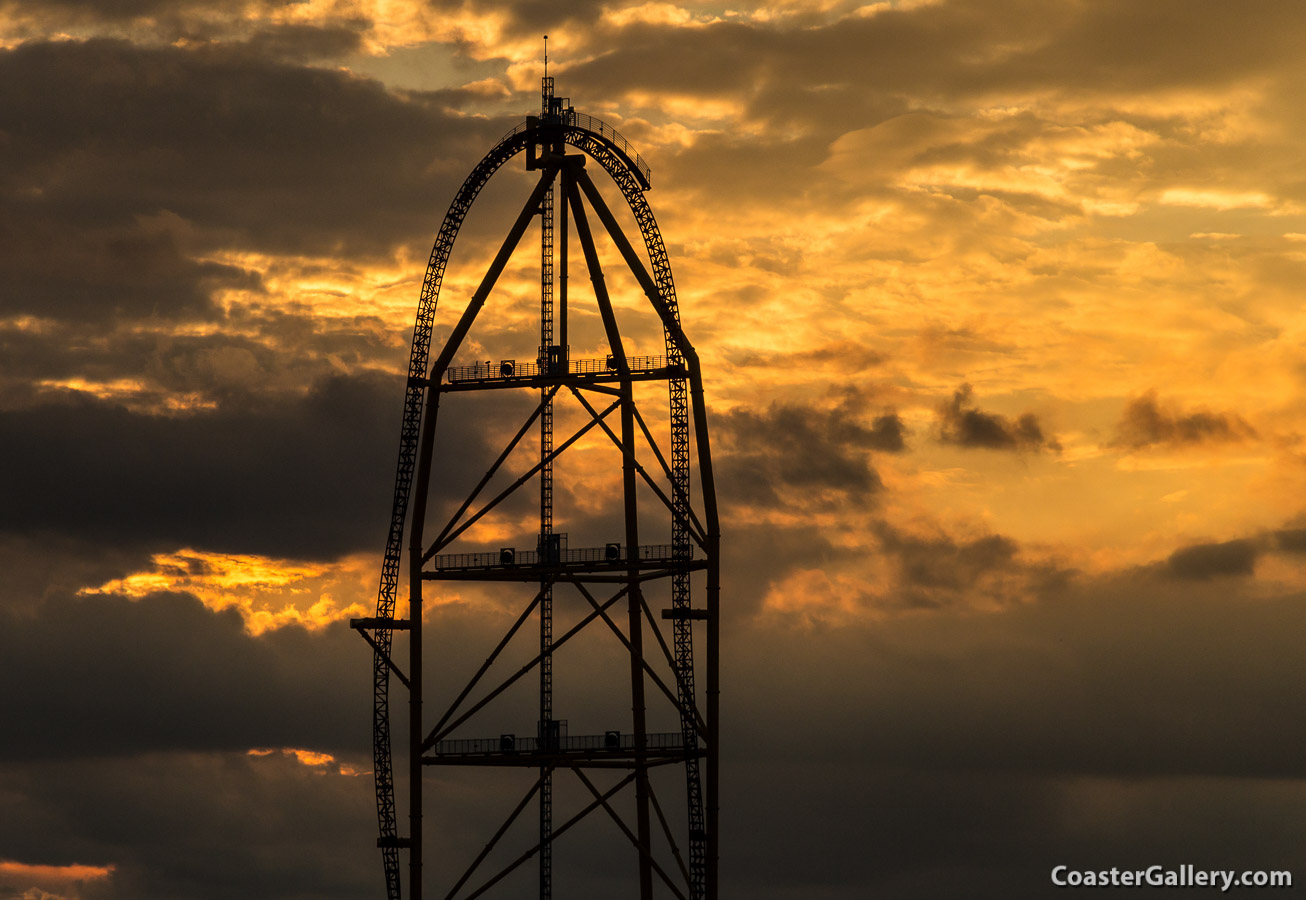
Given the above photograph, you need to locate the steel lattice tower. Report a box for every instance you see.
[354,78,720,900]
[537,76,556,900]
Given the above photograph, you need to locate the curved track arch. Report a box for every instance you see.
[368,114,694,900]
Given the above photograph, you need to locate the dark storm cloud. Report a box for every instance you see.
[467,0,605,35]
[5,522,1305,899]
[0,37,503,320]
[241,23,368,62]
[863,522,1070,613]
[936,383,1059,452]
[0,534,151,616]
[724,762,1066,899]
[135,312,395,400]
[0,213,258,323]
[728,340,886,372]
[1,0,372,58]
[713,394,905,509]
[1271,527,1306,553]
[866,412,907,453]
[1112,390,1257,449]
[0,372,405,558]
[1,0,221,20]
[715,554,1306,896]
[0,361,535,561]
[0,308,402,410]
[877,525,1018,590]
[724,767,1306,899]
[563,0,1306,116]
[0,591,369,759]
[1153,526,1306,580]
[0,747,648,900]
[1166,538,1259,579]
[719,521,854,622]
[0,584,674,897]
[999,0,1306,94]
[570,4,1033,115]
[0,750,376,900]
[735,568,1306,780]
[539,0,1306,226]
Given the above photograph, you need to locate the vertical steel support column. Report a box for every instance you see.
[538,114,556,900]
[690,362,721,900]
[409,552,423,900]
[574,169,709,897]
[558,173,568,356]
[408,389,437,900]
[564,170,654,900]
[620,377,655,900]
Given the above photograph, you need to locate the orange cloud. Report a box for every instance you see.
[81,549,371,635]
[246,747,367,776]
[0,860,115,900]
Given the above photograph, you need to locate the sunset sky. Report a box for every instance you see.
[5,0,1306,897]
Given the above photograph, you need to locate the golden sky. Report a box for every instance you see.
[4,1,1306,897]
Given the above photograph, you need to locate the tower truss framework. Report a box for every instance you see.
[354,80,721,900]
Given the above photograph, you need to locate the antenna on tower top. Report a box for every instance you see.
[540,35,554,114]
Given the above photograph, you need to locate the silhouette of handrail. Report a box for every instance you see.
[432,543,688,571]
[447,355,676,384]
[563,111,651,187]
[431,731,685,756]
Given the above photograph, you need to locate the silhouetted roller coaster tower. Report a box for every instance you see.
[352,65,721,899]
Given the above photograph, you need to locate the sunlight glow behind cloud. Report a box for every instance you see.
[80,550,371,634]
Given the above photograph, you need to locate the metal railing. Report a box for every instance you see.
[432,543,687,571]
[431,731,684,756]
[497,120,529,145]
[563,111,651,187]
[446,355,675,383]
